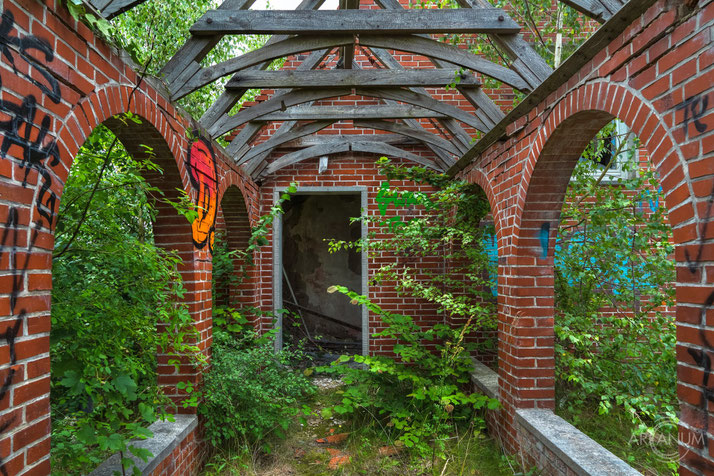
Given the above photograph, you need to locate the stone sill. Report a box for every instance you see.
[516,409,640,476]
[90,414,198,476]
[469,359,640,476]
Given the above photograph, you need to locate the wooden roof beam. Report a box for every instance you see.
[190,9,521,35]
[259,139,442,179]
[224,69,480,89]
[243,105,449,122]
[559,0,626,23]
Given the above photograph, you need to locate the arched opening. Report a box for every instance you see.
[49,115,196,472]
[553,119,677,472]
[212,185,254,326]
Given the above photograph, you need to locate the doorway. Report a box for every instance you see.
[273,187,368,357]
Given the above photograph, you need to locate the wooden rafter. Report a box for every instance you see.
[88,0,149,19]
[224,69,480,89]
[236,121,335,165]
[171,35,352,99]
[559,0,626,23]
[210,86,485,138]
[189,9,521,35]
[353,119,462,156]
[159,0,256,85]
[233,105,450,122]
[199,0,328,130]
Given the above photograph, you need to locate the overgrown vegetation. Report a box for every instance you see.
[201,184,317,459]
[51,123,201,474]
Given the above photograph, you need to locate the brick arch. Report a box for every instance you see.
[51,83,212,410]
[464,167,504,242]
[516,81,689,242]
[53,83,192,205]
[215,185,255,312]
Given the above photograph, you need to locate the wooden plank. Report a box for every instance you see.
[262,139,440,177]
[224,69,480,89]
[353,119,461,156]
[100,0,149,19]
[160,0,256,84]
[559,0,620,22]
[282,134,419,147]
[225,121,266,156]
[360,35,530,91]
[173,35,353,99]
[246,105,448,121]
[209,88,352,137]
[339,0,359,69]
[238,120,335,165]
[456,85,505,129]
[190,9,521,35]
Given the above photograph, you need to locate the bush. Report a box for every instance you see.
[199,327,315,447]
[321,288,498,460]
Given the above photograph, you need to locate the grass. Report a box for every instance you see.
[202,376,517,476]
[555,404,678,475]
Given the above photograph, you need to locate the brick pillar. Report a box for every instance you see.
[498,112,611,452]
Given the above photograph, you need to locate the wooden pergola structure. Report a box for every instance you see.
[87,0,627,179]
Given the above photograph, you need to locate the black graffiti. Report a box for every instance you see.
[681,180,714,460]
[678,94,709,140]
[0,10,60,104]
[0,9,61,475]
[0,9,61,229]
[0,208,38,476]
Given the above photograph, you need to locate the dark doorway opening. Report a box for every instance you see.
[282,194,362,356]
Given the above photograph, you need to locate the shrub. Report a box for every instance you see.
[199,328,315,447]
[321,288,498,460]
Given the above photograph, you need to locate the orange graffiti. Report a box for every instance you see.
[187,138,218,253]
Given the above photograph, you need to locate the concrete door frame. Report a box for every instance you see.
[272,186,369,355]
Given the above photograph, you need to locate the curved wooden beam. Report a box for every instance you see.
[260,139,440,178]
[172,35,353,99]
[211,86,483,138]
[359,34,530,91]
[174,31,531,99]
[353,119,461,157]
[237,120,335,165]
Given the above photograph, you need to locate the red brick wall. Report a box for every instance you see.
[149,428,203,476]
[456,1,714,472]
[0,0,257,473]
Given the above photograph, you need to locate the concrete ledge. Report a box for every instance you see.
[469,357,499,400]
[516,409,640,476]
[90,414,198,476]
